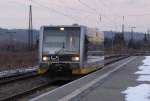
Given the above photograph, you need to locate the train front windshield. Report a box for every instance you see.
[43,27,80,55]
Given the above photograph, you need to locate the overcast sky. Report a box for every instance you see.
[0,0,150,32]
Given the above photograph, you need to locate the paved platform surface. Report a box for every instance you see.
[30,56,144,101]
[80,56,144,101]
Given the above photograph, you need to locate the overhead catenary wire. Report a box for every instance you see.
[29,0,81,22]
[96,0,150,31]
[9,0,150,32]
[30,0,116,27]
[96,0,126,30]
[40,0,95,14]
[77,0,119,28]
[12,0,81,20]
[78,0,99,13]
[10,0,115,29]
[12,0,150,22]
[33,0,124,30]
[10,0,150,18]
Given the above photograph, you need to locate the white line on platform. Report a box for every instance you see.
[59,57,137,101]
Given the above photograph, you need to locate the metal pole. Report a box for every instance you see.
[28,4,33,50]
[122,16,125,34]
[130,27,136,50]
[111,31,114,53]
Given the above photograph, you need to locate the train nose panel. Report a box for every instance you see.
[45,64,72,76]
[50,56,59,62]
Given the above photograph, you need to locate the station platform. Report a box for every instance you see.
[30,56,145,101]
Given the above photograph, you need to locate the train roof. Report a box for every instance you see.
[41,25,103,32]
[41,24,85,28]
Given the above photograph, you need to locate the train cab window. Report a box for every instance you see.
[43,27,80,55]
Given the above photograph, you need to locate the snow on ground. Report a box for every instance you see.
[122,84,150,101]
[122,56,150,101]
[135,56,150,81]
[135,68,150,75]
[135,56,150,75]
[137,75,150,82]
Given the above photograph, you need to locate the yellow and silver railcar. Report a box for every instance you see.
[38,25,104,75]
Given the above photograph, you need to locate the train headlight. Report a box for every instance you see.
[72,56,80,61]
[42,56,49,61]
[60,27,64,31]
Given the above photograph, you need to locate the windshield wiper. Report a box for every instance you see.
[55,42,65,55]
[55,48,64,55]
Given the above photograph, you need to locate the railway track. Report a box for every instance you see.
[104,55,128,65]
[0,72,38,85]
[0,56,128,101]
[0,74,77,101]
[0,75,72,101]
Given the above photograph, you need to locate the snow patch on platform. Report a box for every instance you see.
[137,75,150,81]
[122,84,150,101]
[122,56,150,101]
[135,56,150,81]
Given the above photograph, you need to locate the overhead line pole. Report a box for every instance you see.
[28,3,33,50]
[122,16,125,34]
[130,27,136,41]
[147,28,150,41]
[121,16,125,52]
[129,26,136,50]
